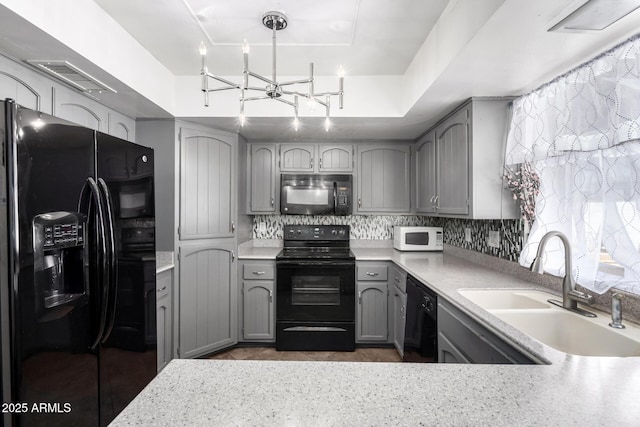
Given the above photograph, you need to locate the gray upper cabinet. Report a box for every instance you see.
[179,127,236,240]
[318,144,353,172]
[415,98,519,219]
[0,55,50,113]
[0,55,136,138]
[280,144,315,172]
[247,144,277,213]
[278,143,353,173]
[415,133,437,214]
[436,106,469,215]
[53,86,108,132]
[178,241,237,359]
[356,144,411,214]
[108,111,136,142]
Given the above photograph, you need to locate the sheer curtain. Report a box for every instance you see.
[506,34,640,295]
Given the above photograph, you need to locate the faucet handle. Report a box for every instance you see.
[567,289,595,305]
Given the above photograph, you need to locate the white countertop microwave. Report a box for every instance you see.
[393,226,443,251]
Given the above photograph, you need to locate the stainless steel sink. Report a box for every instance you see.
[458,288,640,357]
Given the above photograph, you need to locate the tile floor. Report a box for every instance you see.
[207,346,403,363]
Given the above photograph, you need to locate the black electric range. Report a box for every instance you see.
[275,225,356,351]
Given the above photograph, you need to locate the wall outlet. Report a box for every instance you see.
[258,222,266,232]
[487,230,500,248]
[464,228,472,243]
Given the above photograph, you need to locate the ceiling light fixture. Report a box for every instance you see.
[198,11,344,129]
[549,0,640,31]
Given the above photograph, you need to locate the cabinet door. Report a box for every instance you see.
[415,134,437,214]
[180,127,235,240]
[392,285,407,357]
[178,242,237,358]
[242,281,275,341]
[318,144,353,172]
[248,144,277,213]
[156,270,173,372]
[53,86,108,132]
[438,332,470,364]
[436,106,469,215]
[108,111,136,142]
[280,144,315,172]
[357,145,411,213]
[356,283,388,342]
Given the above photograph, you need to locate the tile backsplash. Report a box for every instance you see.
[252,214,525,262]
[253,215,430,240]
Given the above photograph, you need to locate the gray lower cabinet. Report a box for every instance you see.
[178,241,237,359]
[356,263,388,342]
[240,261,276,342]
[356,144,411,213]
[389,264,407,356]
[437,299,536,364]
[156,268,173,372]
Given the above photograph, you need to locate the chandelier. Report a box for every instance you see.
[198,11,344,131]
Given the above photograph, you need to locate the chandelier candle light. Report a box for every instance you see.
[198,11,344,131]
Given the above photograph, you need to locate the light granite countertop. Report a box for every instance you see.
[156,251,174,273]
[113,243,640,425]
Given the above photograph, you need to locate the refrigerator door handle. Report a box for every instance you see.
[80,177,110,350]
[98,178,118,343]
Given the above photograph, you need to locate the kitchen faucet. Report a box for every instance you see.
[530,231,597,317]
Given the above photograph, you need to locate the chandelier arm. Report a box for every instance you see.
[274,97,296,108]
[278,79,313,86]
[206,86,240,93]
[206,74,241,88]
[245,86,269,92]
[243,96,272,102]
[281,90,307,96]
[247,71,276,86]
[314,91,341,96]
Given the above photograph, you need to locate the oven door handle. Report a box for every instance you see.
[276,260,355,267]
[283,326,349,332]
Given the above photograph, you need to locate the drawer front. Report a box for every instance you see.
[389,264,407,293]
[243,263,275,280]
[357,264,387,281]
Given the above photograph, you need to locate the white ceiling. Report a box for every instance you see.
[1,0,640,140]
[93,0,449,76]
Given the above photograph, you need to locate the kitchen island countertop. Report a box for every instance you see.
[113,245,640,425]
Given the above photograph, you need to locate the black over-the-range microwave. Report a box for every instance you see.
[280,174,352,215]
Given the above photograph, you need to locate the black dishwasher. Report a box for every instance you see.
[403,275,438,362]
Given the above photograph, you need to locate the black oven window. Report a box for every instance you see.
[291,276,340,306]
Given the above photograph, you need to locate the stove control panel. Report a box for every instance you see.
[284,225,350,241]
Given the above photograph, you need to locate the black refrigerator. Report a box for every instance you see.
[0,99,157,426]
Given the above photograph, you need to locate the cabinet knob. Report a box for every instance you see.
[319,158,323,168]
[366,272,379,277]
[252,271,265,276]
[231,251,235,262]
[231,221,236,233]
[271,198,274,207]
[358,291,362,304]
[358,198,362,208]
[269,290,273,303]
